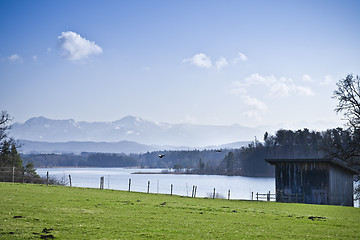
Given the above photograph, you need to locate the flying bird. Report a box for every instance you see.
[158,154,165,158]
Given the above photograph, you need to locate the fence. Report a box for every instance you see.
[95,176,273,201]
[251,191,276,201]
[0,167,63,185]
[0,167,25,183]
[276,190,305,203]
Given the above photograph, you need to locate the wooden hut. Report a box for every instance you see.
[265,158,357,206]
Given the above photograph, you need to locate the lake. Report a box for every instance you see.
[36,167,275,200]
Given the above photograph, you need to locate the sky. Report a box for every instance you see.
[1,0,360,130]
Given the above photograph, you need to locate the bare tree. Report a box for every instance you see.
[334,74,360,131]
[333,74,360,161]
[333,74,360,200]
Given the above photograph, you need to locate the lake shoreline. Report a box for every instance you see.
[131,171,274,178]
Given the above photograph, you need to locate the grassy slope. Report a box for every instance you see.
[1,183,359,239]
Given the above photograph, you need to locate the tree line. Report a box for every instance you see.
[21,149,230,170]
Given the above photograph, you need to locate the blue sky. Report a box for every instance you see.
[1,0,360,130]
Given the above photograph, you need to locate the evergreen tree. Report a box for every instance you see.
[0,111,42,183]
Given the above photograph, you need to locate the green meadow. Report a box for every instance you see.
[1,182,359,239]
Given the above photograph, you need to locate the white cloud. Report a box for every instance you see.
[230,80,267,121]
[241,95,268,120]
[302,74,313,82]
[294,86,315,96]
[242,73,314,97]
[320,75,333,86]
[8,54,23,63]
[215,57,228,70]
[58,31,103,61]
[233,52,248,64]
[230,81,247,95]
[184,114,197,124]
[183,53,212,68]
[230,73,315,121]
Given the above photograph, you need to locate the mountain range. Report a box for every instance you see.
[10,116,339,154]
[11,115,261,146]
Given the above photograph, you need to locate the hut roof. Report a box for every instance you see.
[265,158,358,174]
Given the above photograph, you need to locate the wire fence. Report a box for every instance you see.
[0,167,63,185]
[78,175,276,201]
[0,167,25,183]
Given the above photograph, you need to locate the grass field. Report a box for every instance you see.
[1,182,359,239]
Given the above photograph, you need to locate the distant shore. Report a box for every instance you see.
[131,171,191,175]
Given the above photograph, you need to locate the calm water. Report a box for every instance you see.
[36,167,275,200]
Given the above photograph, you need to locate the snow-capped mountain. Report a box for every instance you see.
[10,115,263,147]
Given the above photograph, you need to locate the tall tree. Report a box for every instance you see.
[334,74,360,131]
[0,111,42,183]
[332,74,360,167]
[333,74,360,200]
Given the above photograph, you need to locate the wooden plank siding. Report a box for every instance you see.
[266,159,357,206]
[329,165,354,206]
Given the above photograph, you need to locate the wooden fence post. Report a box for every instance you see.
[128,179,131,191]
[147,181,150,193]
[251,192,254,201]
[69,175,72,187]
[256,192,259,201]
[100,176,104,190]
[47,171,49,185]
[170,184,173,196]
[12,167,15,183]
[194,186,197,198]
[228,190,231,200]
[157,179,159,194]
[267,191,270,201]
[213,188,216,199]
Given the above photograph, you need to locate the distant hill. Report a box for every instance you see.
[16,139,251,154]
[16,140,158,154]
[11,116,262,147]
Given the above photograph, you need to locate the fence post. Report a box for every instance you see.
[157,179,159,194]
[12,167,15,183]
[69,175,72,187]
[100,176,104,189]
[147,181,150,193]
[213,188,216,199]
[267,191,270,201]
[170,184,173,196]
[191,185,195,197]
[228,190,231,200]
[128,179,131,191]
[256,192,258,201]
[251,192,253,201]
[194,186,197,198]
[47,171,49,185]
